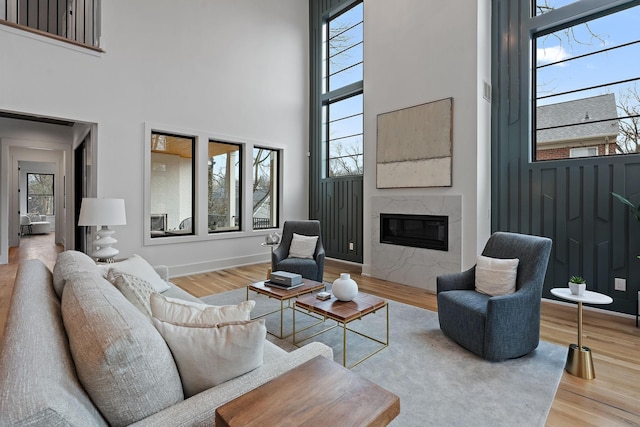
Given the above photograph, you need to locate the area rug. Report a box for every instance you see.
[202,288,567,427]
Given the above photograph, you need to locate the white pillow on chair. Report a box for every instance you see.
[288,233,318,259]
[475,255,519,296]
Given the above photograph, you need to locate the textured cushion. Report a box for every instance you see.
[0,259,108,426]
[111,254,171,292]
[107,268,156,318]
[61,274,183,426]
[475,255,519,296]
[150,293,255,324]
[27,212,42,221]
[288,233,318,259]
[152,318,266,398]
[52,250,101,298]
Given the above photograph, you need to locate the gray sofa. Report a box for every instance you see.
[0,252,333,426]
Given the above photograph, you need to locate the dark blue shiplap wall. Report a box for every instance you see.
[492,0,640,315]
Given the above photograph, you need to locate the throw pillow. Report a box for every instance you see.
[27,213,42,221]
[288,233,318,259]
[475,255,519,296]
[110,254,170,292]
[152,318,266,398]
[61,274,183,426]
[107,268,156,318]
[52,250,102,298]
[150,293,255,324]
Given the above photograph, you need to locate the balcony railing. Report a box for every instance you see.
[1,0,100,49]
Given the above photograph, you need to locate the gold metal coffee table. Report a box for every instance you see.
[293,292,389,368]
[247,279,324,338]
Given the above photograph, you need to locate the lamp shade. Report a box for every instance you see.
[78,198,127,226]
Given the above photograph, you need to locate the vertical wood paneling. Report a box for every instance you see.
[492,0,640,315]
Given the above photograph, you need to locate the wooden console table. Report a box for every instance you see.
[215,355,400,427]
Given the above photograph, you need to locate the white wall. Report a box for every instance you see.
[0,0,309,273]
[362,0,492,276]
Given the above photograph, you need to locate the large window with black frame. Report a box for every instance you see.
[533,1,640,161]
[323,1,364,177]
[27,173,54,215]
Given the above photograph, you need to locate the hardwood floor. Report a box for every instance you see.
[1,237,638,426]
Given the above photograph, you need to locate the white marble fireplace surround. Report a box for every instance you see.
[371,195,462,293]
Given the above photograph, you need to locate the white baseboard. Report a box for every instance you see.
[169,253,269,278]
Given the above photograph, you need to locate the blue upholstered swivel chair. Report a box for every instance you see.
[272,220,325,283]
[436,232,552,361]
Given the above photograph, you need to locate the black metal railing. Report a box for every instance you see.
[253,217,272,230]
[1,0,99,48]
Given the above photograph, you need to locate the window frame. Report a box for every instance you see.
[208,140,243,234]
[529,0,640,163]
[143,122,284,246]
[148,130,196,239]
[322,1,364,178]
[26,173,55,216]
[252,146,280,230]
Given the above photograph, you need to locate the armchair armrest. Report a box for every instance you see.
[436,266,476,293]
[272,245,288,267]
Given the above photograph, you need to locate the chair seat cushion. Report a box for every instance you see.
[437,290,490,357]
[275,258,319,281]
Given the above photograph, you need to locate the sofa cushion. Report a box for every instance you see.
[152,318,266,398]
[52,250,101,298]
[61,274,184,426]
[110,254,171,292]
[107,268,156,318]
[150,292,255,324]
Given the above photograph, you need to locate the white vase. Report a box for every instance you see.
[332,273,358,301]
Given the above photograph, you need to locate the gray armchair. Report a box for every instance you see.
[272,220,325,283]
[436,232,552,361]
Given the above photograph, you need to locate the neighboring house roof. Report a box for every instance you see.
[253,189,270,218]
[537,94,619,143]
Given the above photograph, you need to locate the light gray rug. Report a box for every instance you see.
[202,288,567,427]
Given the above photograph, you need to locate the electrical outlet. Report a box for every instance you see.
[349,242,354,251]
[615,278,626,291]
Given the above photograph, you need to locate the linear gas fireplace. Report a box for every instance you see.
[380,213,448,251]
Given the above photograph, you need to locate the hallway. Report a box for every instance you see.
[0,234,63,341]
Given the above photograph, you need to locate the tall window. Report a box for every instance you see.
[208,141,241,232]
[323,2,363,177]
[27,173,54,215]
[533,3,640,161]
[150,132,194,238]
[253,147,279,229]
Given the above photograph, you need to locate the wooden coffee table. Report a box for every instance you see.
[293,292,389,368]
[215,355,400,427]
[247,278,325,338]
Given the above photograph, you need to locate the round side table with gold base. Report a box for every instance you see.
[550,288,613,380]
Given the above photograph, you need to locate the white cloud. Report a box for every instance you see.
[536,45,571,66]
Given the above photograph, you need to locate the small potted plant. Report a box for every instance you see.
[569,275,586,296]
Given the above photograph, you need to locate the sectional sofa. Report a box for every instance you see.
[0,251,333,426]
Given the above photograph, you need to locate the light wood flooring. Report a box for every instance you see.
[1,234,639,426]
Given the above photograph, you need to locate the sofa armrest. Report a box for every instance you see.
[131,342,333,427]
[153,265,169,282]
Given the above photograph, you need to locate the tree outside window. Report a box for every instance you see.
[27,173,54,215]
[253,147,279,229]
[208,141,241,232]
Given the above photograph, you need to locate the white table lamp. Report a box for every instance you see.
[78,198,127,262]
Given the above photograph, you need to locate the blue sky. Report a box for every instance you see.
[536,3,640,111]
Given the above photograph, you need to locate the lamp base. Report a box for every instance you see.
[92,226,119,262]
